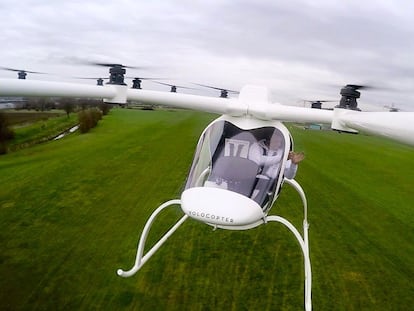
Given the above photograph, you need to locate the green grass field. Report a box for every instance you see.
[1,108,413,310]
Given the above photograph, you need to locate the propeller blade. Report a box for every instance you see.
[72,77,109,80]
[66,58,147,70]
[344,84,374,90]
[85,62,145,70]
[152,81,198,90]
[340,83,395,92]
[304,100,337,103]
[0,66,46,74]
[193,83,239,93]
[125,76,165,80]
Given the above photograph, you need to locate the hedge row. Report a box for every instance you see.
[0,112,15,154]
[78,108,103,133]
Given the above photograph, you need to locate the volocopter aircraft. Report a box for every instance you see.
[1,64,414,311]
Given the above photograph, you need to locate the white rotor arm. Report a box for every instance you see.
[332,109,414,146]
[127,88,246,116]
[238,85,414,147]
[1,79,412,146]
[0,78,116,99]
[258,103,414,146]
[0,78,247,116]
[251,103,334,124]
[237,85,334,124]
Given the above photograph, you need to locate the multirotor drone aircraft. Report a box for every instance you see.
[1,66,413,311]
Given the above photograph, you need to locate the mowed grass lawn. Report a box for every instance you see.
[0,108,413,310]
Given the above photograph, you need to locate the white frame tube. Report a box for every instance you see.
[117,182,312,310]
[117,199,187,277]
[266,178,312,311]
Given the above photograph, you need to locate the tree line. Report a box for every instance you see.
[0,98,112,154]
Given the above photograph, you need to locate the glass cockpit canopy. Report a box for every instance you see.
[185,120,288,210]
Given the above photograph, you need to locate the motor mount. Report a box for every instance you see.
[132,78,142,89]
[107,65,127,85]
[336,84,364,111]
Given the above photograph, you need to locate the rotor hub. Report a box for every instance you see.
[311,101,322,109]
[107,65,127,85]
[132,78,142,89]
[220,90,228,98]
[18,71,27,79]
[337,85,362,110]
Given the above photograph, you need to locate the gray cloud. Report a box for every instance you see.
[1,0,413,110]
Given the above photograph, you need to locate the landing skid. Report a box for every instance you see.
[117,199,187,277]
[271,178,312,311]
[117,179,311,310]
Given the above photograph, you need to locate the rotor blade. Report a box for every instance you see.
[151,81,198,90]
[345,84,374,90]
[304,100,337,103]
[68,58,146,70]
[193,83,239,93]
[0,66,20,72]
[85,62,145,70]
[339,83,395,92]
[0,66,46,74]
[72,77,109,80]
[125,76,165,80]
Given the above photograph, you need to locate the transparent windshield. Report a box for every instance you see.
[185,120,287,209]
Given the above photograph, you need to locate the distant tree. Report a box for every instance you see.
[58,98,76,117]
[0,112,15,154]
[36,97,47,111]
[79,100,90,111]
[98,102,111,115]
[25,97,54,111]
[25,98,37,110]
[77,99,111,115]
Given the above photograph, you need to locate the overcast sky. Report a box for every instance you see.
[1,0,414,110]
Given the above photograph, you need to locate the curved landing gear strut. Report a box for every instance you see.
[267,178,311,311]
[117,179,311,310]
[117,199,187,277]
